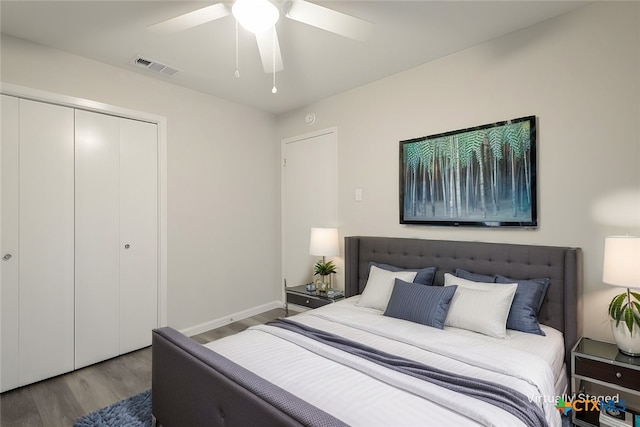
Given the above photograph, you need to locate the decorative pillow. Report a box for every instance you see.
[495,275,551,336]
[455,268,496,283]
[383,279,457,329]
[356,265,417,311]
[443,273,517,338]
[370,262,437,286]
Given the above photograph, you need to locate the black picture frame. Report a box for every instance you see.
[399,115,538,228]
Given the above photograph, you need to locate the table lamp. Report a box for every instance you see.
[309,228,339,291]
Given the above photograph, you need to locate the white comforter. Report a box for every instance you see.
[205,297,562,427]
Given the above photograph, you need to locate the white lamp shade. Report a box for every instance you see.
[309,228,339,257]
[232,0,279,34]
[603,236,640,289]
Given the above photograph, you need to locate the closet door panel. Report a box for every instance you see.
[1,95,20,392]
[119,118,158,353]
[74,110,120,368]
[18,99,75,385]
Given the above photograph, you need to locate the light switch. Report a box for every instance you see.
[355,188,363,201]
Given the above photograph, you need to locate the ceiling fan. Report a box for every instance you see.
[148,0,374,75]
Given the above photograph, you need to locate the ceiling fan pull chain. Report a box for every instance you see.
[234,20,240,78]
[272,27,277,94]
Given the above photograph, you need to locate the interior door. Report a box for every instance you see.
[1,95,20,392]
[282,128,338,290]
[19,99,75,385]
[119,117,158,353]
[75,111,158,361]
[75,109,121,369]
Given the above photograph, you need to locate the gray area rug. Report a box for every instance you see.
[74,389,151,427]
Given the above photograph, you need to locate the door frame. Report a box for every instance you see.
[0,82,168,327]
[280,126,338,297]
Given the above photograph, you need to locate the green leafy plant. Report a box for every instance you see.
[313,260,337,277]
[608,290,640,333]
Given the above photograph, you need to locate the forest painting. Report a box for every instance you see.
[400,116,537,227]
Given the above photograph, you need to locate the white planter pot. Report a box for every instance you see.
[610,318,640,356]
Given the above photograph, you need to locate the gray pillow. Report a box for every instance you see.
[495,275,551,335]
[383,279,457,329]
[370,262,436,286]
[455,268,495,283]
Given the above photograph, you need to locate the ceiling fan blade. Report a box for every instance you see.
[285,0,373,42]
[148,3,230,33]
[255,27,284,74]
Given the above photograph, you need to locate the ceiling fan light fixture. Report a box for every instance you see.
[232,0,279,34]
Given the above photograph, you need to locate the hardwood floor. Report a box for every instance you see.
[0,308,287,427]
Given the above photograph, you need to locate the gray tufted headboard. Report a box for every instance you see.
[344,236,583,369]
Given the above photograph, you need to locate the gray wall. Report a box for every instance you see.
[276,2,640,343]
[2,1,638,342]
[1,36,281,333]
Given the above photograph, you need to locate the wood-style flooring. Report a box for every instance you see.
[0,308,288,427]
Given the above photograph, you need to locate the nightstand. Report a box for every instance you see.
[571,337,640,427]
[285,284,344,316]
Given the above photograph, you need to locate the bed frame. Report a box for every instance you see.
[152,236,583,427]
[344,236,583,369]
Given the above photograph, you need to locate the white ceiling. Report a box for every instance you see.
[0,1,589,114]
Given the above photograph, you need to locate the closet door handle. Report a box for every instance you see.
[124,244,131,250]
[3,254,12,261]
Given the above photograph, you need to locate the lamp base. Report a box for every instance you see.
[611,319,640,357]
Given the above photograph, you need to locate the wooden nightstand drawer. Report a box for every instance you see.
[286,292,329,309]
[575,355,640,390]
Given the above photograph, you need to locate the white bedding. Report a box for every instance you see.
[205,297,563,427]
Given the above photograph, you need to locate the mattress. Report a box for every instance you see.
[205,297,564,427]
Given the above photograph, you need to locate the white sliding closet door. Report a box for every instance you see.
[119,118,158,354]
[1,92,162,392]
[19,99,75,385]
[75,110,121,369]
[1,95,20,392]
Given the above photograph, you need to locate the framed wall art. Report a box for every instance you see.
[400,115,537,228]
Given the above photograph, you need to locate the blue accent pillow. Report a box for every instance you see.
[495,275,551,336]
[383,279,457,329]
[455,268,496,283]
[370,262,437,286]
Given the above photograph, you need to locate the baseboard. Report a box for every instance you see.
[178,300,283,337]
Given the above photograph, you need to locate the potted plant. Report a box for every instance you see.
[313,259,337,291]
[608,289,640,356]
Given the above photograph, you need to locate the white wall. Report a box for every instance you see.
[276,2,640,343]
[2,2,638,342]
[1,35,282,332]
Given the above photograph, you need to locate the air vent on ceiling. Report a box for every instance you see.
[130,55,179,77]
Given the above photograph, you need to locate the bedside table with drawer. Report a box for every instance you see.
[571,337,640,427]
[284,284,344,316]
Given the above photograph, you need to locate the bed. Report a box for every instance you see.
[152,236,583,427]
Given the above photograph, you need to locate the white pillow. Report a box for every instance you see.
[443,273,517,338]
[357,265,417,311]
